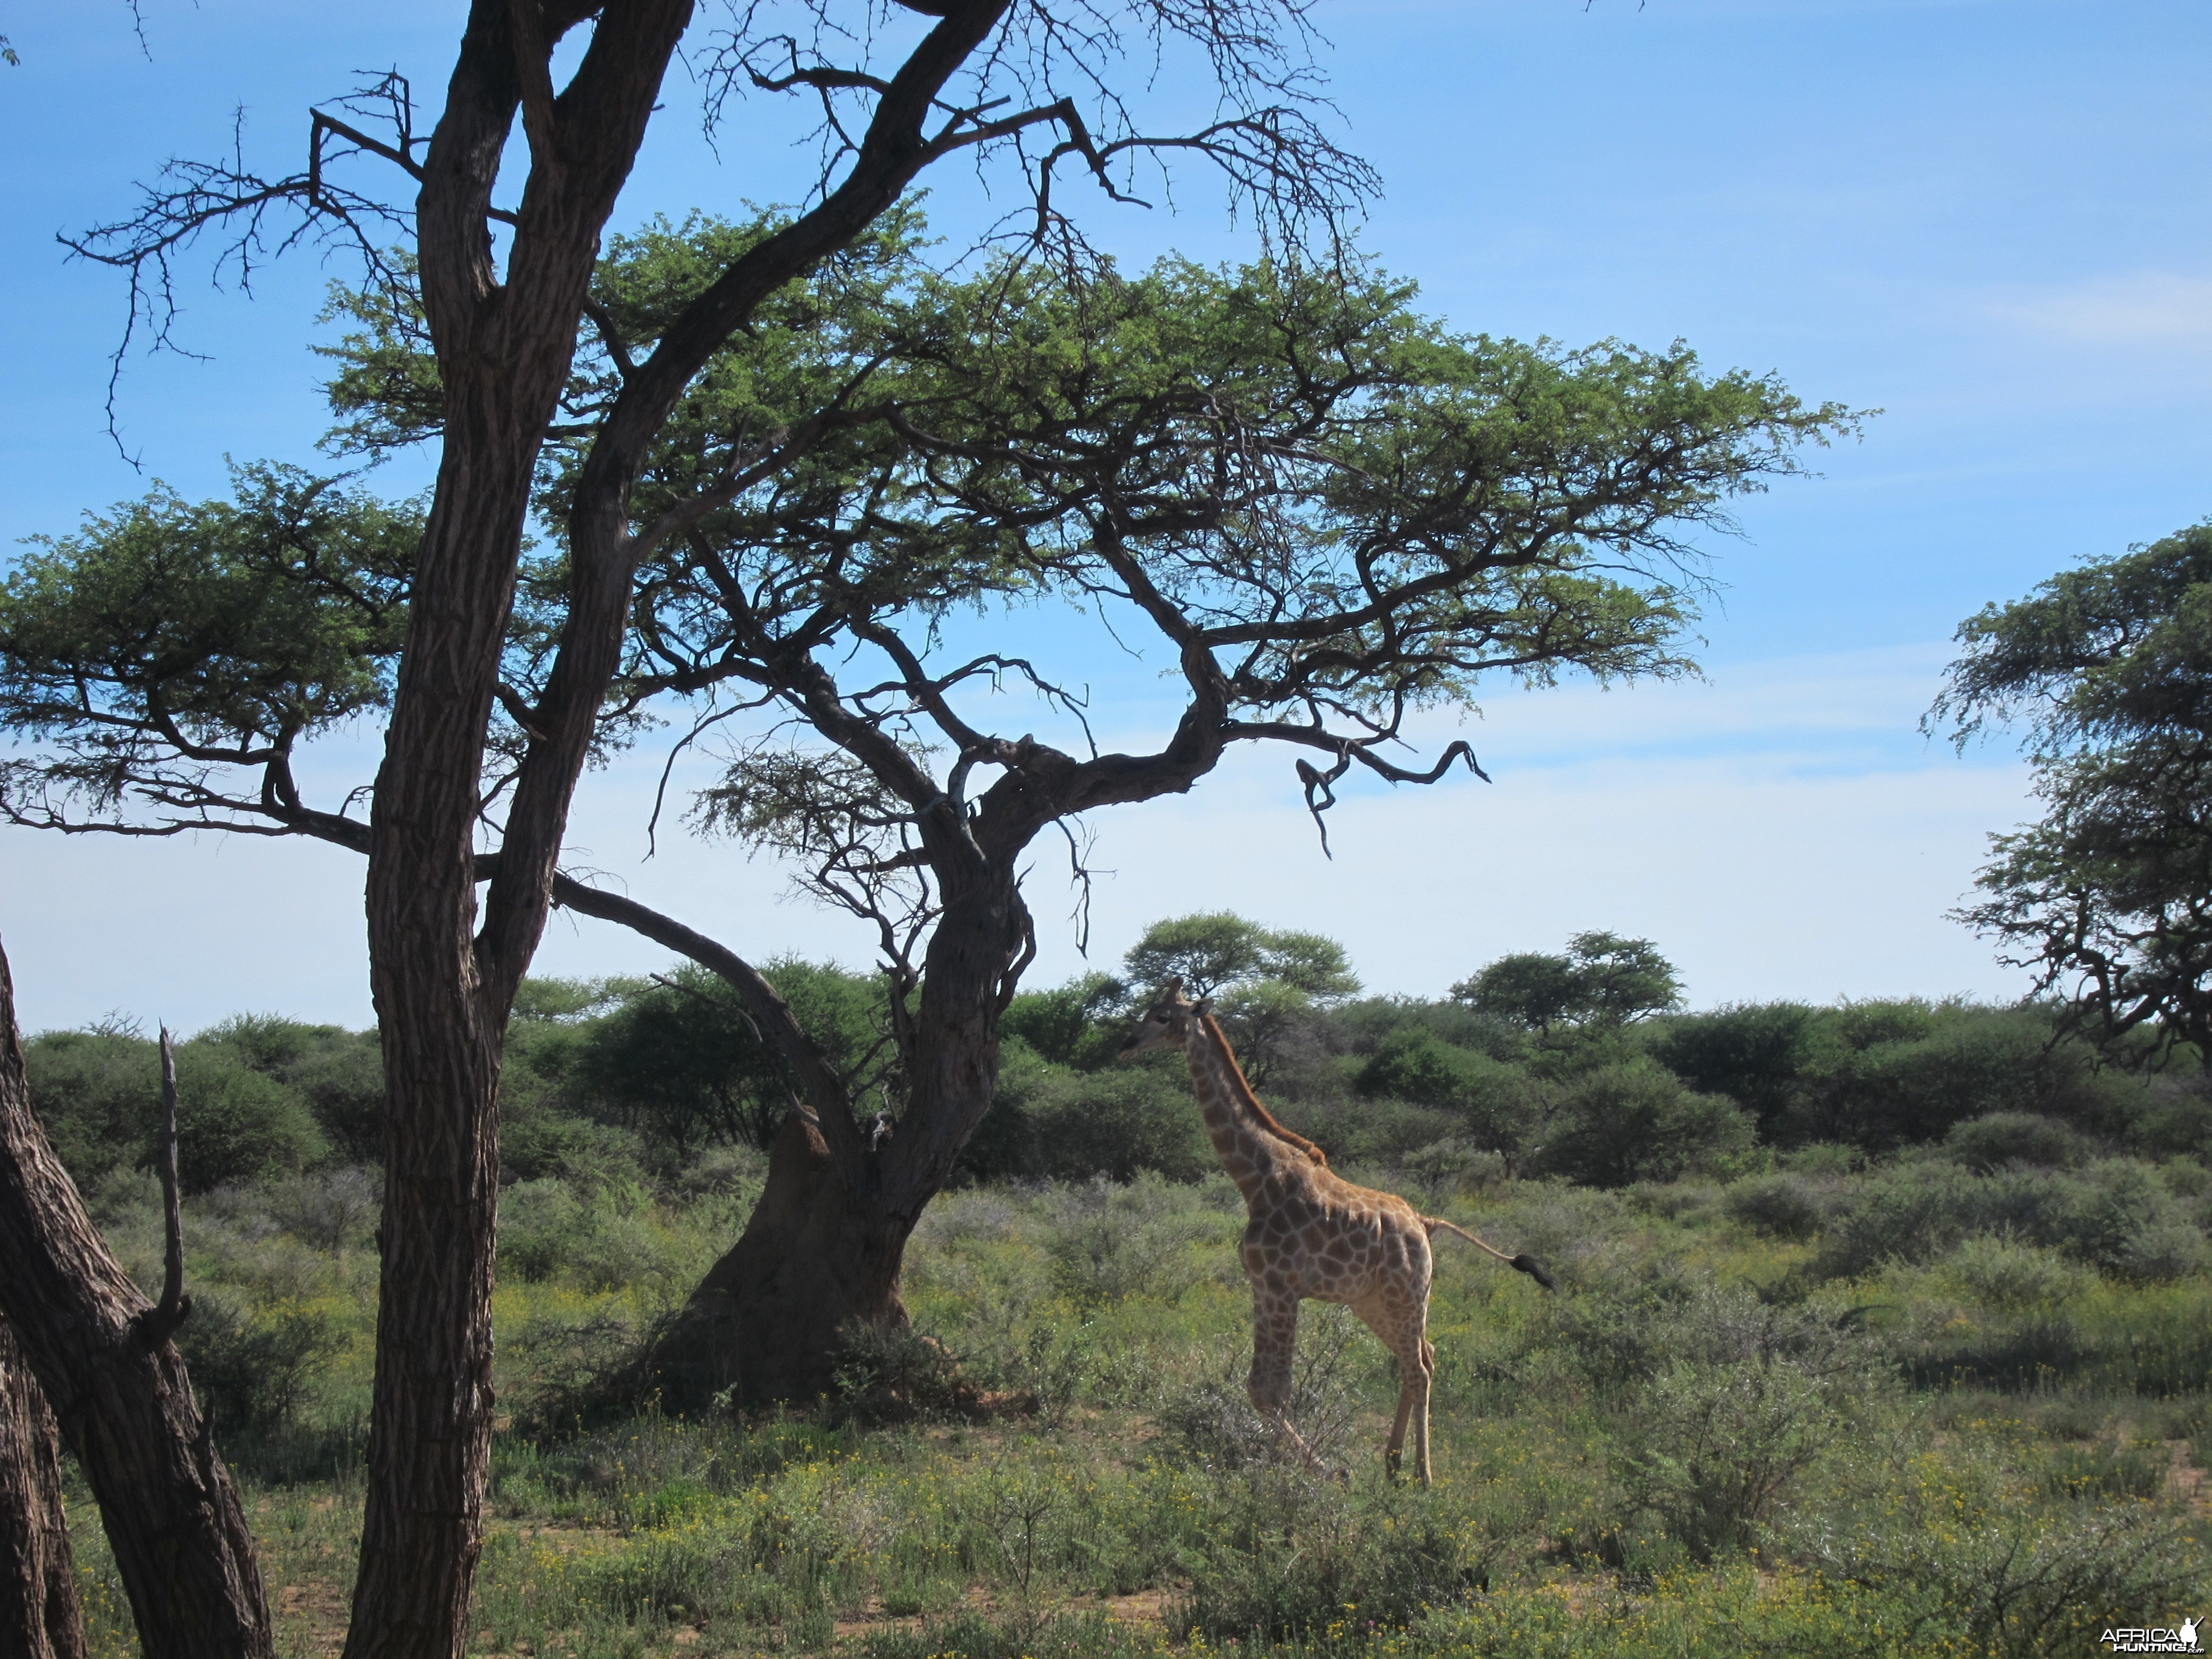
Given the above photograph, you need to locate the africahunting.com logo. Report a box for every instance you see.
[2100,1616,2201,1654]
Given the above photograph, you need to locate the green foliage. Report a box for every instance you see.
[1935,520,2212,1060]
[174,1291,343,1434]
[1001,975,1124,1068]
[1941,1111,2091,1172]
[170,1047,329,1191]
[1455,932,1683,1034]
[969,1045,1213,1184]
[1722,1171,1835,1240]
[1649,1001,1818,1132]
[1533,1064,1758,1187]
[0,463,419,826]
[576,965,796,1155]
[1815,1155,2209,1284]
[1041,1176,1218,1305]
[1355,1029,1545,1155]
[19,1025,156,1182]
[199,1014,384,1164]
[24,1019,335,1190]
[1122,913,1359,1002]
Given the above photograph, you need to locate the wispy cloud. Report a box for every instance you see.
[1986,272,2212,350]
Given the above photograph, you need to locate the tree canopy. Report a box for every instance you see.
[1932,521,2212,1062]
[1122,913,1359,1001]
[1452,931,1684,1033]
[5,221,1853,885]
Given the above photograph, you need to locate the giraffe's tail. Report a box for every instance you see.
[1422,1216,1558,1292]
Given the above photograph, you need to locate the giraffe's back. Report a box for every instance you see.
[1242,1170,1432,1305]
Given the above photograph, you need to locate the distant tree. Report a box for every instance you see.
[1649,1002,1817,1133]
[1122,913,1359,1002]
[1453,931,1682,1033]
[1122,913,1361,1083]
[1531,1063,1754,1187]
[1932,521,2212,1063]
[578,961,883,1156]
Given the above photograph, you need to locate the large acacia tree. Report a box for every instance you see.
[38,3,1370,1652]
[1933,521,2212,1063]
[7,223,1850,1409]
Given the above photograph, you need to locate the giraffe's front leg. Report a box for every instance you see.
[1248,1285,1324,1473]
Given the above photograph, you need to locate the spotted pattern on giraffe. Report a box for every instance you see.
[1119,977,1550,1486]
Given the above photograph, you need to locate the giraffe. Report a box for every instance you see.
[1121,977,1553,1485]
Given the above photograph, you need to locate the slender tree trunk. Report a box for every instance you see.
[0,937,272,1659]
[0,1319,86,1659]
[348,7,693,1651]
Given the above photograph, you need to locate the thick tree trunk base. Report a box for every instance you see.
[0,1321,85,1659]
[647,1114,908,1411]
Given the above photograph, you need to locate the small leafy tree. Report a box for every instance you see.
[1122,912,1359,1082]
[1122,913,1359,1001]
[1453,931,1683,1034]
[1932,521,2212,1063]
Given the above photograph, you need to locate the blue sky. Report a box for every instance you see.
[2,0,2208,1033]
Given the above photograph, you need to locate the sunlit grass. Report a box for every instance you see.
[55,1165,2212,1658]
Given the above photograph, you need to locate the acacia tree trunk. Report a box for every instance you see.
[0,1320,86,1659]
[0,937,272,1659]
[652,1114,912,1409]
[345,7,691,1656]
[650,868,1031,1405]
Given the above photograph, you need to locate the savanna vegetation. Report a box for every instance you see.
[22,916,2210,1658]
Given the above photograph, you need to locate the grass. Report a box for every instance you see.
[55,1159,2212,1658]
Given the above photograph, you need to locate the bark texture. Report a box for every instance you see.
[0,936,271,1659]
[0,1319,86,1659]
[641,871,1029,1406]
[651,1114,910,1409]
[348,5,692,1655]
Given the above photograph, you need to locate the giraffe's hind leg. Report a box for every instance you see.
[1352,1295,1435,1486]
[1248,1287,1324,1473]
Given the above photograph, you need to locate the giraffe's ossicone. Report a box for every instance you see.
[1121,977,1553,1486]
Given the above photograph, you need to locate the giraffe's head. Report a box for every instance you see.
[1118,977,1207,1060]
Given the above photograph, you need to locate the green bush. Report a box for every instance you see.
[1818,1156,2209,1283]
[1937,1235,2093,1311]
[21,1026,156,1183]
[2131,1077,2212,1158]
[175,1292,343,1433]
[1940,1111,2090,1172]
[1355,1030,1545,1154]
[1017,1060,1213,1184]
[1333,996,1523,1062]
[1789,1007,2127,1151]
[1723,1171,1832,1239]
[171,1048,328,1191]
[496,1177,682,1290]
[2046,1158,2209,1282]
[1042,1175,1218,1304]
[281,1034,385,1163]
[1175,1472,1479,1639]
[1650,1002,1818,1133]
[1621,1359,1846,1562]
[1533,1065,1757,1187]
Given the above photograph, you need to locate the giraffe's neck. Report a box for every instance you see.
[1184,1014,1302,1204]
